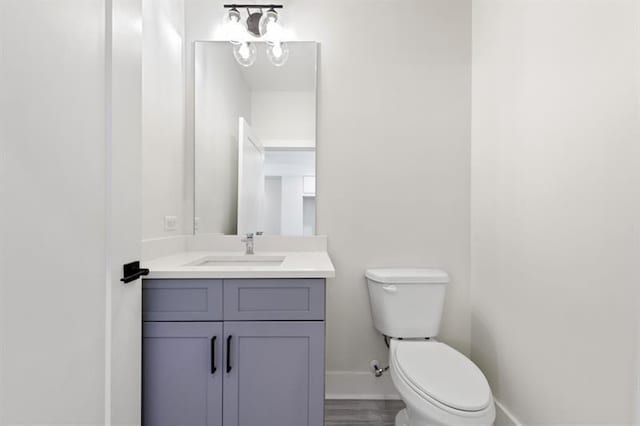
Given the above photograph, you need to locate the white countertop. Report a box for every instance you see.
[143,251,335,279]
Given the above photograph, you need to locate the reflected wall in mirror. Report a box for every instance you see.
[195,41,317,236]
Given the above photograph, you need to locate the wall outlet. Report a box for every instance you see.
[194,217,200,232]
[164,216,178,232]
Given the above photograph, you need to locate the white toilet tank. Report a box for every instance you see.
[366,268,449,338]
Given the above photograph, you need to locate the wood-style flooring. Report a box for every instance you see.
[325,399,405,426]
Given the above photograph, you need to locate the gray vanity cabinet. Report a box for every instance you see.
[143,322,223,426]
[223,321,325,426]
[142,278,325,426]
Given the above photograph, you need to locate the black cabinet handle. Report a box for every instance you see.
[226,335,233,373]
[211,336,217,374]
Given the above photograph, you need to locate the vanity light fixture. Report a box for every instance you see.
[223,3,289,67]
[259,7,279,36]
[225,6,244,44]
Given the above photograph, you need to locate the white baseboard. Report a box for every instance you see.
[494,399,522,426]
[325,371,400,400]
[325,372,522,426]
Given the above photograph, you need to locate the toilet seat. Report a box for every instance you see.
[392,341,492,413]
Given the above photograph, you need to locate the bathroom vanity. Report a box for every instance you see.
[140,38,328,426]
[141,250,334,426]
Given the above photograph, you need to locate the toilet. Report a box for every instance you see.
[366,268,496,426]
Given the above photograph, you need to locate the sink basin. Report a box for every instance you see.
[186,255,285,267]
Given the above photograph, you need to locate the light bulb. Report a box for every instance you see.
[266,41,289,67]
[225,7,244,44]
[227,7,241,23]
[259,8,278,37]
[233,42,257,67]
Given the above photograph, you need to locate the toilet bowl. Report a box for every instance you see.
[365,268,495,426]
[389,339,495,426]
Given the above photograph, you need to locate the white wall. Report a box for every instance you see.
[264,176,282,235]
[251,90,316,148]
[471,0,640,423]
[185,0,472,395]
[264,150,315,177]
[303,197,316,236]
[280,176,304,236]
[0,1,108,423]
[142,0,186,239]
[195,43,251,234]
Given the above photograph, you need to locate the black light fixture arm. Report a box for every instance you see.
[223,4,283,9]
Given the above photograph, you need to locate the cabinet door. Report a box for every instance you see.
[223,321,325,426]
[143,322,223,426]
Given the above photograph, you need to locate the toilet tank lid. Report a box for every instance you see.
[365,268,450,284]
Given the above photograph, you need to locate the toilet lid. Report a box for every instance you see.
[394,341,491,412]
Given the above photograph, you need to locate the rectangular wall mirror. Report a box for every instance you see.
[194,41,317,236]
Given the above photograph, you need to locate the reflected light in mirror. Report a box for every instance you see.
[233,42,257,67]
[266,42,289,66]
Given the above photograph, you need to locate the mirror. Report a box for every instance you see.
[194,41,317,236]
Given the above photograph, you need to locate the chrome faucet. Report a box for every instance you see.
[241,233,255,255]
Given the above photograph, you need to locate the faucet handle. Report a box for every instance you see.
[241,233,255,255]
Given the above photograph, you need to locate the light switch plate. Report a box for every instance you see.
[164,216,178,231]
